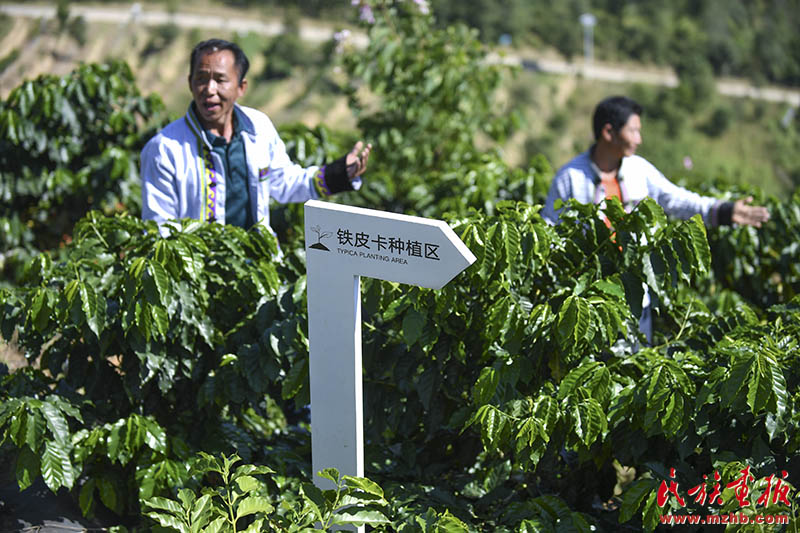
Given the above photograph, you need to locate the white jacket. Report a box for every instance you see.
[140,104,352,229]
[542,150,725,226]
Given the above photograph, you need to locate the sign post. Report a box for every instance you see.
[304,200,475,501]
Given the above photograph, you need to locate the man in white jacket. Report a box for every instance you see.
[542,96,769,228]
[541,95,770,343]
[141,38,371,230]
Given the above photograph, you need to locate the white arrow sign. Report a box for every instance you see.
[304,199,476,506]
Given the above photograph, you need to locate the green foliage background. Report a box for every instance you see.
[1,1,800,532]
[205,0,800,87]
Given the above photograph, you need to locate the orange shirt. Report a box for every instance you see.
[600,174,621,230]
[600,174,621,202]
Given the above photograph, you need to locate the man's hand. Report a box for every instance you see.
[732,196,770,227]
[345,141,372,179]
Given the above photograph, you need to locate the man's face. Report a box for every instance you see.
[188,49,247,131]
[609,114,642,158]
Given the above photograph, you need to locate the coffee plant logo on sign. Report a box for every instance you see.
[308,224,442,266]
[309,225,333,251]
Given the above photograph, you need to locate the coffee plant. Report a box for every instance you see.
[144,455,391,532]
[0,61,167,286]
[3,192,798,530]
[336,0,551,220]
[699,184,800,310]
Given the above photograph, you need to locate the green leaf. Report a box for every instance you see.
[593,278,625,299]
[768,357,789,417]
[176,488,194,513]
[643,362,671,430]
[487,294,511,339]
[619,478,658,523]
[125,415,145,456]
[620,272,644,318]
[720,351,753,408]
[300,483,325,521]
[8,406,27,447]
[41,440,75,491]
[558,362,599,400]
[189,494,213,528]
[107,419,125,462]
[641,255,661,299]
[518,518,554,533]
[41,401,70,445]
[146,511,189,533]
[641,490,660,531]
[382,295,409,321]
[749,346,786,417]
[142,418,168,453]
[235,475,260,493]
[145,496,185,514]
[15,445,40,491]
[515,418,545,452]
[149,259,170,306]
[236,495,273,518]
[661,394,685,437]
[746,360,771,415]
[79,479,96,518]
[235,464,275,477]
[173,240,199,280]
[151,304,169,340]
[50,396,83,424]
[23,408,45,451]
[281,357,308,400]
[402,307,426,346]
[473,367,498,405]
[469,404,508,450]
[136,301,152,342]
[64,279,81,306]
[97,476,120,514]
[242,518,265,533]
[79,281,102,338]
[570,399,605,446]
[30,289,50,332]
[219,353,237,367]
[557,295,590,349]
[433,510,469,532]
[685,215,710,275]
[416,365,438,411]
[504,219,521,265]
[533,395,559,435]
[318,467,340,485]
[343,476,385,498]
[332,509,390,526]
[203,517,226,533]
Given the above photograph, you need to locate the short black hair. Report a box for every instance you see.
[189,39,250,85]
[592,96,643,140]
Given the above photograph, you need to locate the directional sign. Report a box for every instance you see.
[304,200,476,507]
[305,200,475,290]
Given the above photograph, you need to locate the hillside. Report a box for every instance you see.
[1,2,799,195]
